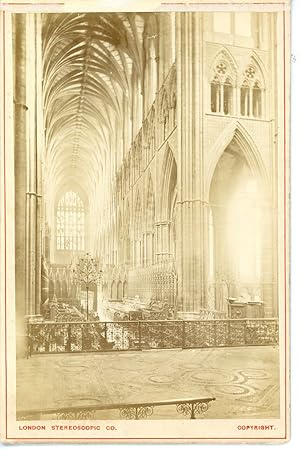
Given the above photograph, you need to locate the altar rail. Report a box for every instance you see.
[28,318,278,355]
[17,396,216,421]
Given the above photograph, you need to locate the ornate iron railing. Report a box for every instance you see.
[28,318,278,355]
[17,396,216,421]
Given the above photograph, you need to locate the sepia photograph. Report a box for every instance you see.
[0,0,289,443]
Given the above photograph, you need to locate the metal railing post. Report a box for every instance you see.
[67,323,71,352]
[104,322,107,342]
[214,320,217,346]
[138,321,142,349]
[244,319,248,345]
[182,321,186,348]
[228,320,231,346]
[160,322,164,348]
[190,402,195,419]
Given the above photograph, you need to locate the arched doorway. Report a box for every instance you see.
[209,138,265,313]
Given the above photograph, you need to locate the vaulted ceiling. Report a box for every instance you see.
[43,13,145,210]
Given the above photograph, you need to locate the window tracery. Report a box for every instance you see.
[210,52,265,119]
[210,56,235,115]
[240,64,263,118]
[56,191,85,251]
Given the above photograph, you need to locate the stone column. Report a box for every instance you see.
[25,14,43,316]
[41,256,49,304]
[14,14,28,355]
[176,13,208,315]
[14,15,43,355]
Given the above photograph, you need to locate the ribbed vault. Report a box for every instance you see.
[43,13,145,219]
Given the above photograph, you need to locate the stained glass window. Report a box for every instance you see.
[56,191,85,251]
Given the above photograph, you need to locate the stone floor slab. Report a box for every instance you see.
[16,346,280,419]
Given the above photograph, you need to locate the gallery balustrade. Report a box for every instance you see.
[27,318,278,356]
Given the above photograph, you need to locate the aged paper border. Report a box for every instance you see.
[0,0,290,443]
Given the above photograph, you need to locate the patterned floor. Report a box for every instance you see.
[16,346,279,419]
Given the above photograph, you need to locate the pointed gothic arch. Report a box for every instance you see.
[160,145,177,221]
[206,121,268,200]
[209,48,238,82]
[159,146,177,260]
[207,123,270,313]
[239,52,267,88]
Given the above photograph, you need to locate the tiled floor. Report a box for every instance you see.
[17,346,279,419]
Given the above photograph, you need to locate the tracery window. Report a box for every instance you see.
[240,81,250,116]
[210,76,221,113]
[253,81,262,118]
[240,65,263,118]
[210,60,235,115]
[56,191,85,251]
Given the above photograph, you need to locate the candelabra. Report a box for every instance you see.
[72,253,102,321]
